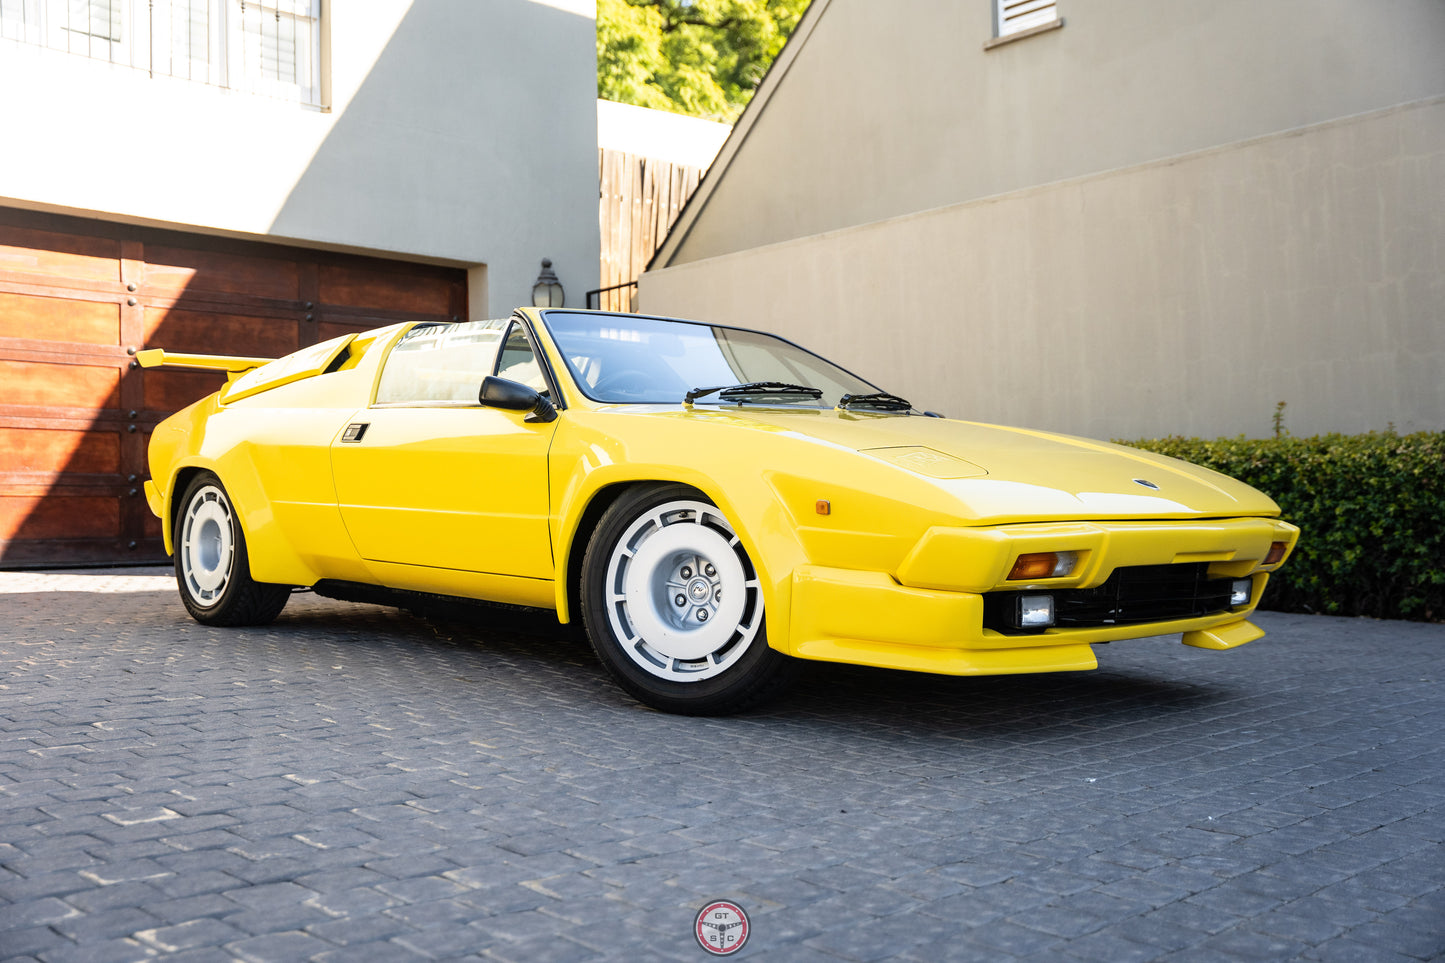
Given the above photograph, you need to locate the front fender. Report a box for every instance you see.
[548,421,810,649]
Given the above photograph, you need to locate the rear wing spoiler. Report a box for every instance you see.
[134,349,274,381]
[135,334,357,402]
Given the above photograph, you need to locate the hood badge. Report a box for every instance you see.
[1133,478,1161,490]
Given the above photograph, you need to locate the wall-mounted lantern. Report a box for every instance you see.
[531,258,564,308]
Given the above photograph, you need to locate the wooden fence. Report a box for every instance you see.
[597,148,704,312]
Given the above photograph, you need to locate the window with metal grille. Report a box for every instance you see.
[67,0,121,42]
[0,0,323,106]
[995,0,1059,38]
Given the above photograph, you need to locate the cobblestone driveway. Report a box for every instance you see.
[0,568,1441,962]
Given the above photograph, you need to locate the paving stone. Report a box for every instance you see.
[449,882,548,916]
[0,870,95,901]
[1188,924,1311,960]
[304,911,413,946]
[146,870,244,900]
[373,874,471,903]
[802,910,955,961]
[1310,876,1413,913]
[222,856,322,886]
[0,895,83,928]
[1183,883,1289,918]
[480,933,600,963]
[1296,935,1423,963]
[31,938,154,963]
[391,922,497,959]
[1055,929,1167,963]
[1335,918,1445,960]
[50,906,160,942]
[0,922,78,957]
[969,918,1069,956]
[140,893,237,926]
[1107,912,1207,952]
[313,940,435,963]
[218,879,318,910]
[225,930,336,961]
[1252,906,1349,944]
[221,901,336,937]
[1,574,1441,961]
[134,917,248,953]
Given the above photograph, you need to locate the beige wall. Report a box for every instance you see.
[666,0,1445,266]
[641,99,1445,439]
[0,0,599,315]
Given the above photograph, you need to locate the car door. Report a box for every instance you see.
[329,319,558,579]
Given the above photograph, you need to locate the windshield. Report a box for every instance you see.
[540,312,882,406]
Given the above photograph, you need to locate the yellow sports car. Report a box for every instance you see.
[141,308,1298,715]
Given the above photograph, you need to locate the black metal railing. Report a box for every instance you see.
[586,281,639,312]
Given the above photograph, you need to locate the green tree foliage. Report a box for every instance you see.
[598,0,811,122]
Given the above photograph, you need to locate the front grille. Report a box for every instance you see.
[984,563,1236,634]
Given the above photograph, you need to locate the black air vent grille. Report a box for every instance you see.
[984,564,1235,634]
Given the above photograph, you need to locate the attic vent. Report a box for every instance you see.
[996,0,1059,37]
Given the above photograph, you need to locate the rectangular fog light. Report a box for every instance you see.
[1018,594,1055,629]
[1230,579,1253,606]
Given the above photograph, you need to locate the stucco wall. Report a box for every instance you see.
[667,0,1445,266]
[0,0,599,315]
[641,98,1445,439]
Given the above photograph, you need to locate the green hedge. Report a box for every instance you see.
[1119,432,1444,621]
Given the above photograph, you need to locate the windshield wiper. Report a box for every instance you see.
[685,382,824,405]
[836,391,913,412]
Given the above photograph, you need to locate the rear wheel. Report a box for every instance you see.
[174,472,290,626]
[581,485,798,715]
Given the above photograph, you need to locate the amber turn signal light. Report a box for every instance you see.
[1264,541,1287,565]
[1008,551,1077,580]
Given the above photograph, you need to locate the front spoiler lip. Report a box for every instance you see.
[788,562,1268,668]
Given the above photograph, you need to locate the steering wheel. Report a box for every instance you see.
[593,369,655,400]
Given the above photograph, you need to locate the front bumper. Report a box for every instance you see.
[784,516,1298,676]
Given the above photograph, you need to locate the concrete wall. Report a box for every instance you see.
[665,0,1445,265]
[641,98,1445,439]
[598,100,730,169]
[0,0,599,315]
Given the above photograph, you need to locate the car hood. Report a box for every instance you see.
[648,406,1280,521]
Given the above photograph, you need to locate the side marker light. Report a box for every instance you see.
[1008,551,1078,580]
[1264,541,1287,565]
[815,500,831,516]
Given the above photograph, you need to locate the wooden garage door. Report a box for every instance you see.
[0,208,467,568]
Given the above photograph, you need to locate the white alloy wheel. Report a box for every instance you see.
[603,499,763,682]
[180,484,236,608]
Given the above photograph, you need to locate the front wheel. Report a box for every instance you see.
[173,471,290,626]
[581,485,798,715]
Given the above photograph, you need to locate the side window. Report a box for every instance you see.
[495,322,549,395]
[375,319,507,405]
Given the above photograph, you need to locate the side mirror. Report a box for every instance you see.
[479,376,557,423]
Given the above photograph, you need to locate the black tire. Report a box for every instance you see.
[580,484,799,715]
[173,471,290,626]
